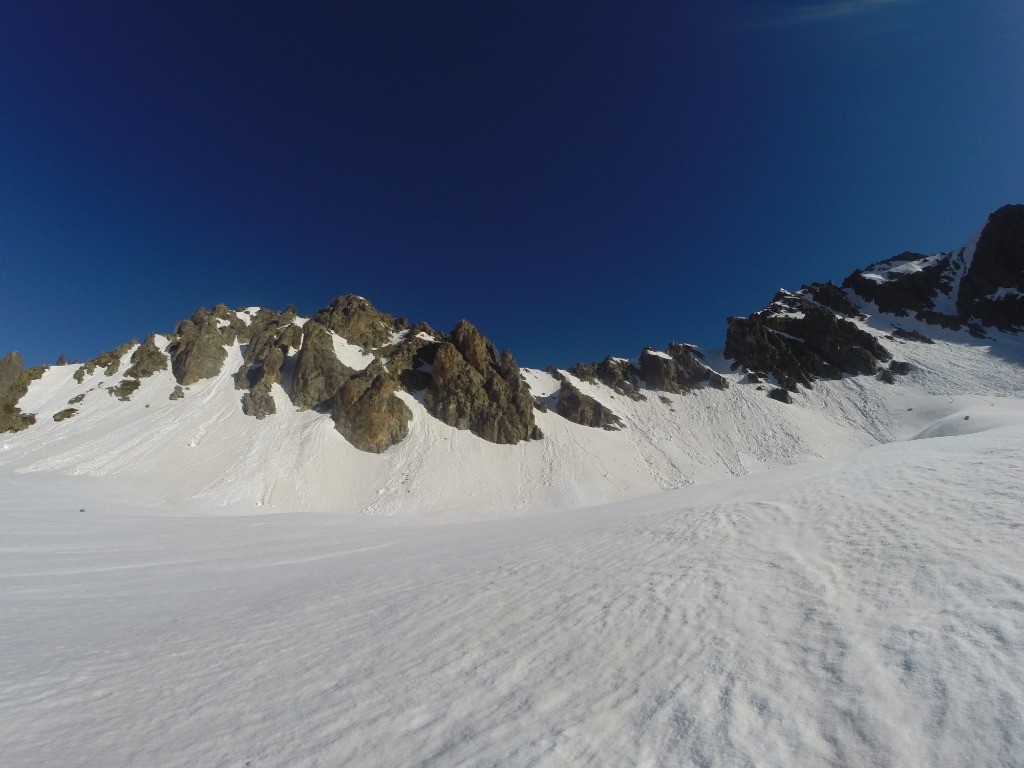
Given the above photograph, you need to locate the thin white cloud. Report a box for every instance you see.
[770,0,915,26]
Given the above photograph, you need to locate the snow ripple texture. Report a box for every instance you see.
[2,422,1023,767]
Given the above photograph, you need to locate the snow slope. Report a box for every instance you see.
[2,417,1023,766]
[3,306,1022,518]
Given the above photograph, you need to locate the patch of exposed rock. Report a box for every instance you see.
[639,343,730,394]
[0,352,42,433]
[891,328,934,344]
[313,295,407,351]
[73,341,136,383]
[331,361,412,452]
[381,322,440,392]
[169,385,185,400]
[424,320,538,444]
[843,253,950,317]
[291,320,355,409]
[554,378,623,430]
[957,204,1024,331]
[53,408,78,422]
[768,388,793,404]
[169,312,229,386]
[568,357,646,401]
[124,334,169,380]
[725,290,891,391]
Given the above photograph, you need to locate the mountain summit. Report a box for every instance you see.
[2,205,1023,515]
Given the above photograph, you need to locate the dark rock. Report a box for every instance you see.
[533,397,549,413]
[891,328,934,344]
[73,341,136,383]
[241,383,276,419]
[108,379,141,401]
[843,252,952,317]
[291,320,355,409]
[638,343,729,394]
[568,357,646,401]
[53,408,78,422]
[169,316,228,386]
[957,205,1024,331]
[725,292,891,391]
[801,281,864,318]
[424,320,536,444]
[889,361,913,375]
[330,361,412,452]
[68,393,86,405]
[878,369,896,384]
[169,385,185,400]
[768,388,793,404]
[313,295,406,350]
[555,380,623,430]
[124,334,169,380]
[0,352,38,433]
[56,354,68,366]
[382,323,440,392]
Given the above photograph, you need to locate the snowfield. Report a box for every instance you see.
[2,306,1024,765]
[2,417,1024,767]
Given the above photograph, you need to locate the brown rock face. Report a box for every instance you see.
[725,290,891,392]
[568,357,646,401]
[638,344,729,394]
[290,320,354,409]
[424,320,536,444]
[73,341,136,383]
[0,351,38,433]
[124,334,169,380]
[555,379,623,430]
[170,315,228,386]
[331,361,412,453]
[313,295,406,350]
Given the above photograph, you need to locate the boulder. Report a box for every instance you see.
[768,388,793,404]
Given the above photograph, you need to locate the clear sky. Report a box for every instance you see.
[2,1,1022,369]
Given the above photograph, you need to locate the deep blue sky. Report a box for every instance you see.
[2,1,1022,369]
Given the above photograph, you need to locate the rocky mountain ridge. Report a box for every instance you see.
[2,204,1023,465]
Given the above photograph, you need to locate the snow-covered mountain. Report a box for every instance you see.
[2,205,1023,517]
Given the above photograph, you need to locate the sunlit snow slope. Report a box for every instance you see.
[2,415,1023,767]
[3,305,1023,517]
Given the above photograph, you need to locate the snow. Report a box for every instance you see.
[2,418,1023,766]
[989,287,1024,300]
[2,298,1024,765]
[330,331,375,371]
[645,349,673,359]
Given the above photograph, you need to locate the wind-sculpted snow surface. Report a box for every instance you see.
[2,420,1024,766]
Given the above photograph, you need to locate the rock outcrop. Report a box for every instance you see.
[639,343,729,394]
[554,379,623,430]
[73,341,135,383]
[169,312,228,386]
[312,295,406,350]
[124,334,169,380]
[957,204,1024,331]
[0,352,40,433]
[331,361,412,452]
[291,320,355,409]
[424,320,537,444]
[725,289,891,391]
[568,357,646,401]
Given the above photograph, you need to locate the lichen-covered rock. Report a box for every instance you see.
[73,341,136,383]
[169,316,228,386]
[241,383,277,419]
[424,320,536,444]
[331,361,412,452]
[313,295,406,350]
[555,379,623,430]
[725,291,892,392]
[108,379,141,401]
[124,334,168,380]
[768,388,793,404]
[0,352,38,433]
[53,408,78,421]
[169,385,185,400]
[291,320,354,409]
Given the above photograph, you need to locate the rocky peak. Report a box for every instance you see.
[957,204,1024,331]
[313,295,406,350]
[0,351,40,433]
